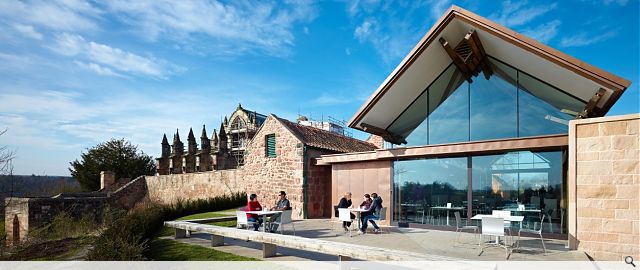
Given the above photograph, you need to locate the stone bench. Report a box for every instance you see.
[164,220,460,261]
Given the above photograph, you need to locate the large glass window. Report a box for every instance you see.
[387,56,586,146]
[470,60,517,141]
[393,157,467,224]
[393,150,566,235]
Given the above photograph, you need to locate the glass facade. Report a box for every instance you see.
[387,56,586,145]
[393,150,566,234]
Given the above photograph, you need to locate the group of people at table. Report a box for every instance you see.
[336,192,383,234]
[242,190,384,235]
[245,190,290,232]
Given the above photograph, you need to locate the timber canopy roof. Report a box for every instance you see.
[348,5,631,144]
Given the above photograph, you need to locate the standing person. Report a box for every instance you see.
[336,192,355,231]
[362,193,383,234]
[268,191,291,232]
[246,193,263,231]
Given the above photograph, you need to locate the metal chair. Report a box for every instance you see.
[338,208,356,237]
[370,207,389,234]
[272,210,295,235]
[479,216,511,259]
[517,214,547,254]
[454,211,478,243]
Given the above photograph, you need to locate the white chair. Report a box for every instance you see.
[493,210,513,245]
[236,211,260,231]
[338,208,356,237]
[272,210,295,235]
[479,216,510,259]
[454,211,478,243]
[516,214,547,254]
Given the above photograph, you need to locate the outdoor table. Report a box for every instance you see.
[244,210,283,232]
[430,206,465,226]
[472,214,524,244]
[340,208,369,230]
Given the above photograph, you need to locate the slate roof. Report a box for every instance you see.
[275,116,378,153]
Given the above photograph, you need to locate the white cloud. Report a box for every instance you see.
[429,0,452,21]
[521,20,561,43]
[490,1,557,27]
[11,23,43,40]
[559,30,618,47]
[354,19,376,41]
[603,0,628,5]
[102,0,318,57]
[311,92,354,106]
[50,33,183,79]
[74,61,125,78]
[0,1,100,32]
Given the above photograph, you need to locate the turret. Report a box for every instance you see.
[187,128,197,155]
[161,134,170,158]
[200,125,210,154]
[218,122,228,151]
[172,129,183,156]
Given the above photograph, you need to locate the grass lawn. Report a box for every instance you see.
[158,208,239,237]
[147,238,257,261]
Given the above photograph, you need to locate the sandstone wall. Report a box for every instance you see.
[146,170,245,205]
[243,117,305,219]
[569,113,639,260]
[306,148,335,218]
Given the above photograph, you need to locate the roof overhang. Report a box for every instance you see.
[348,5,631,139]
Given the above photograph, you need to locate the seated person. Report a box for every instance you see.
[246,193,263,231]
[357,194,372,234]
[268,191,291,232]
[336,192,355,231]
[361,193,383,234]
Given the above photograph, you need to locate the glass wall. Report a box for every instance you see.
[393,150,566,234]
[386,56,586,146]
[393,157,468,223]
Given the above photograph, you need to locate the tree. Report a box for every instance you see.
[69,139,155,191]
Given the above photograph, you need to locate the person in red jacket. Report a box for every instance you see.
[246,193,263,231]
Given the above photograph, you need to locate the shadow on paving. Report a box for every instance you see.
[189,232,345,261]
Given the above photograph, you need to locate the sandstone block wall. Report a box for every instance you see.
[243,117,305,219]
[569,114,639,260]
[4,196,108,245]
[146,170,244,205]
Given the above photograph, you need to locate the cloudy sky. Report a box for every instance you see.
[0,0,638,176]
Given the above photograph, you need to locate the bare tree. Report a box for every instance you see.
[0,128,16,219]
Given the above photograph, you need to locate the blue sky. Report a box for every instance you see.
[0,0,638,176]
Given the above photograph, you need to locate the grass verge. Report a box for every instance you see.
[147,238,257,261]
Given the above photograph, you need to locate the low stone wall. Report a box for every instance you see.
[4,196,108,245]
[569,113,639,260]
[146,170,245,205]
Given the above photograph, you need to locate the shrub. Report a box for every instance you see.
[87,193,245,261]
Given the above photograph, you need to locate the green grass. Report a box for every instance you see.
[176,208,238,220]
[158,208,239,237]
[147,238,257,261]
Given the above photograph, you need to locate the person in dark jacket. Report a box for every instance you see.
[360,193,383,234]
[336,192,354,231]
[268,191,291,232]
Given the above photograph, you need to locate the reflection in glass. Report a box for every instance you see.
[393,157,467,225]
[472,151,564,233]
[388,56,586,146]
[470,60,517,141]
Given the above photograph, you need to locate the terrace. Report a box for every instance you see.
[164,218,586,262]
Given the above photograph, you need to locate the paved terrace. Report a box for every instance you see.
[166,219,588,261]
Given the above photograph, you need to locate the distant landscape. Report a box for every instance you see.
[0,175,80,206]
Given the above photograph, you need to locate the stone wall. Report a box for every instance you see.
[243,116,305,219]
[569,113,639,260]
[146,170,244,205]
[306,148,334,218]
[4,196,108,245]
